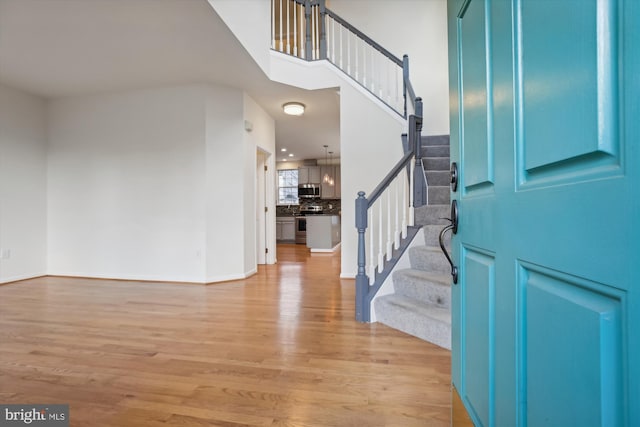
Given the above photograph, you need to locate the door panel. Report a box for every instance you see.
[461,248,496,427]
[448,0,639,425]
[460,0,494,191]
[516,0,621,188]
[521,263,624,427]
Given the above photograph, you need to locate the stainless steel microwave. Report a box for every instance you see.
[298,184,320,199]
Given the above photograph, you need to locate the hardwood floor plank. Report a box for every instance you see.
[0,244,451,426]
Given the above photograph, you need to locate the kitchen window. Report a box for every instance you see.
[278,169,299,205]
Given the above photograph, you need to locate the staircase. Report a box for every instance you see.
[374,135,452,349]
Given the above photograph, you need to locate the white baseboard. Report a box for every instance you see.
[0,272,47,285]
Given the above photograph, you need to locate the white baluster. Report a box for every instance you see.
[355,36,359,81]
[395,176,400,249]
[311,6,315,60]
[279,0,283,52]
[386,190,393,261]
[300,3,305,59]
[378,200,384,273]
[293,0,297,57]
[409,161,415,227]
[347,29,351,75]
[331,17,335,63]
[272,0,276,49]
[402,167,408,238]
[369,209,375,283]
[339,24,343,69]
[286,0,290,54]
[362,42,367,87]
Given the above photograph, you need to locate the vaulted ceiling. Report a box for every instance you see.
[0,0,340,161]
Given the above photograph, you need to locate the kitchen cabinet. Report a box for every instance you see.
[276,217,295,242]
[298,166,321,184]
[320,165,340,199]
[320,165,336,199]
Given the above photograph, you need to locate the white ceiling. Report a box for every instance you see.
[0,0,340,161]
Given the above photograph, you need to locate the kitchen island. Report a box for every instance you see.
[305,214,341,252]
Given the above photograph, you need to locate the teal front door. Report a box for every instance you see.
[447,0,639,425]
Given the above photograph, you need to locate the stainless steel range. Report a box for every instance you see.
[295,205,324,244]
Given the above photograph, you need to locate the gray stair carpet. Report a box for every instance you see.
[374,135,452,350]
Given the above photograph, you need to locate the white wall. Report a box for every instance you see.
[326,0,450,135]
[243,93,276,265]
[204,86,245,282]
[204,88,276,282]
[339,83,404,277]
[0,84,47,283]
[47,86,208,282]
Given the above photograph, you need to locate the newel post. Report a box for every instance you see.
[318,0,327,60]
[355,191,370,322]
[412,97,426,207]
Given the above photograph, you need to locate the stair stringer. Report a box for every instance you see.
[369,227,425,322]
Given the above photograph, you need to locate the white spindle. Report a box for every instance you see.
[293,1,297,56]
[347,30,351,75]
[339,24,343,68]
[279,0,283,52]
[286,0,290,54]
[302,3,305,58]
[272,0,276,49]
[355,36,359,81]
[310,6,315,59]
[378,201,384,273]
[369,209,375,283]
[362,43,367,87]
[402,168,408,238]
[330,17,335,62]
[378,52,383,98]
[395,177,400,249]
[386,190,393,261]
[409,162,415,227]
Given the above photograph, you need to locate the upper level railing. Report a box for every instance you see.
[271,0,405,117]
[271,0,425,322]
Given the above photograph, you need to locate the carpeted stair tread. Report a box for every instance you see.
[414,205,450,226]
[409,246,451,274]
[421,145,450,158]
[393,268,451,308]
[425,170,451,186]
[428,186,450,205]
[374,295,451,349]
[421,135,450,146]
[423,224,451,248]
[423,157,450,171]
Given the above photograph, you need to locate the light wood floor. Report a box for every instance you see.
[0,244,452,426]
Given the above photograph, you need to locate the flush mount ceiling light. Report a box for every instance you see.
[283,102,305,116]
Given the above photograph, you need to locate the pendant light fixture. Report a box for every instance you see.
[323,145,334,186]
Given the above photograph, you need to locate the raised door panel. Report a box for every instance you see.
[459,0,494,194]
[516,0,621,189]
